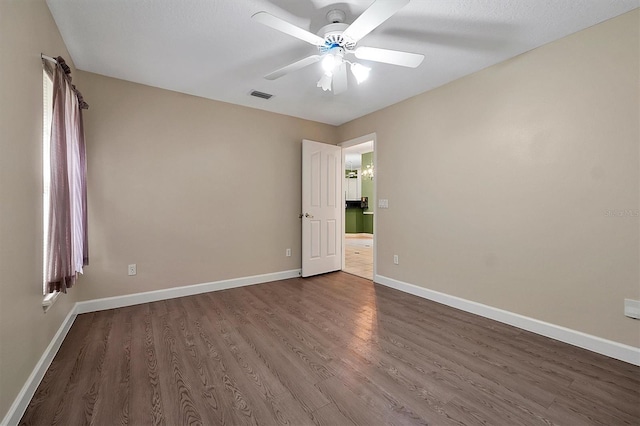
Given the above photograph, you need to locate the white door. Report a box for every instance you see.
[302,139,342,277]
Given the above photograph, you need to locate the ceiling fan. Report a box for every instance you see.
[252,0,424,94]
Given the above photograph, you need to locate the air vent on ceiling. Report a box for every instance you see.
[250,90,273,100]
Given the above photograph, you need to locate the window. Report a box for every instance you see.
[41,56,89,301]
[42,68,57,307]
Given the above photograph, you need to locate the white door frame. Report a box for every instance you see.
[338,133,377,279]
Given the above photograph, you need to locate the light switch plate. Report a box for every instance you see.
[379,199,389,208]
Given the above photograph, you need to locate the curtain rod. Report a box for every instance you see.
[41,53,58,64]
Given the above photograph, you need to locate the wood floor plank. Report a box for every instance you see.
[314,376,407,426]
[238,285,339,362]
[89,306,132,425]
[186,299,259,425]
[183,295,302,425]
[19,313,95,426]
[53,310,114,426]
[333,344,458,420]
[216,288,339,387]
[165,310,235,425]
[310,402,357,426]
[21,272,640,425]
[374,289,554,368]
[128,304,167,426]
[235,323,332,413]
[374,306,560,409]
[151,310,203,425]
[185,294,291,399]
[328,354,445,425]
[443,396,531,426]
[372,320,566,425]
[568,377,640,418]
[246,307,337,381]
[548,384,640,425]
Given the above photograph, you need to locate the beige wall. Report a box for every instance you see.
[338,11,640,347]
[74,72,336,301]
[0,0,80,419]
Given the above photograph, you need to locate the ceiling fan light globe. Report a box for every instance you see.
[317,72,333,91]
[351,63,371,84]
[322,54,336,72]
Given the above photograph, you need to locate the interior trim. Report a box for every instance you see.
[2,268,302,426]
[375,274,640,366]
[7,269,636,425]
[2,308,78,426]
[339,132,377,278]
[75,269,302,314]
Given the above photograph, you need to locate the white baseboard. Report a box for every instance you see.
[2,308,77,426]
[2,269,301,426]
[374,274,640,366]
[76,269,302,314]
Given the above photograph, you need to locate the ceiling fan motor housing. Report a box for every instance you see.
[317,21,355,52]
[326,9,346,24]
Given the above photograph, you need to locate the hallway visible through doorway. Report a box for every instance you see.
[342,137,375,281]
[344,233,373,280]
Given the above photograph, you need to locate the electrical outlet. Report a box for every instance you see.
[286,248,291,257]
[624,299,640,319]
[128,264,137,276]
[393,255,399,265]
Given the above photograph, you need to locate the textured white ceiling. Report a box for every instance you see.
[46,0,637,126]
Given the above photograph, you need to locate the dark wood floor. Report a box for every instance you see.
[21,272,639,425]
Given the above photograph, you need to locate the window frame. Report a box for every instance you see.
[42,66,59,311]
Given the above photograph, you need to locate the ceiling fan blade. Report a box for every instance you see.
[354,46,424,68]
[264,55,321,80]
[342,0,410,43]
[252,12,325,46]
[332,62,348,95]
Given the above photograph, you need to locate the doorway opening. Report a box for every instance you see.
[341,137,375,280]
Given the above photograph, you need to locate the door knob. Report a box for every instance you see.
[305,213,314,218]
